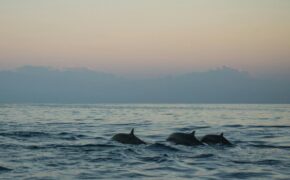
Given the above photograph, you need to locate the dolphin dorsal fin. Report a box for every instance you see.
[220,132,224,137]
[191,131,195,136]
[130,128,134,136]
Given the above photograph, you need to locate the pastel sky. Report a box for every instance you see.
[0,0,290,77]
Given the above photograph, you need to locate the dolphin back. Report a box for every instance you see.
[112,129,146,145]
[201,133,232,145]
[167,132,203,146]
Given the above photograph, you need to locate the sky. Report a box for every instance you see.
[0,0,290,77]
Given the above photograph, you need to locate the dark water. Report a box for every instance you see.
[0,104,290,179]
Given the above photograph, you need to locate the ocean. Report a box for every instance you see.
[0,104,289,179]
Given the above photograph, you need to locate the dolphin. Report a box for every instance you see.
[112,128,146,145]
[166,131,203,146]
[201,133,232,145]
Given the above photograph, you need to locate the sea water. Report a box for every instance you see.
[0,104,289,179]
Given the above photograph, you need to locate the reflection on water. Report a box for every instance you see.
[0,104,290,179]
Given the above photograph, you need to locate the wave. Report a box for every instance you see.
[223,124,243,128]
[247,125,290,129]
[26,143,118,150]
[0,131,87,141]
[249,144,290,150]
[146,143,180,152]
[256,159,283,165]
[232,159,282,165]
[0,131,50,138]
[219,172,271,179]
[221,124,290,129]
[0,166,12,172]
[176,126,210,132]
[192,153,214,158]
[139,155,169,163]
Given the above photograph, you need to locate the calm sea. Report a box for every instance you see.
[0,104,289,179]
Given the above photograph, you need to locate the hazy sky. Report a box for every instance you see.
[0,0,290,77]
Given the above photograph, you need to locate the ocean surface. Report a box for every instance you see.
[0,104,290,180]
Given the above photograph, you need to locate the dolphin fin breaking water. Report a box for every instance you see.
[201,132,232,145]
[112,128,146,145]
[166,130,203,146]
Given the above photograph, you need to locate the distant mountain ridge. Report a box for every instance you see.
[0,66,289,103]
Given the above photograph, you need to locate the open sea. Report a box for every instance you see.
[0,104,289,179]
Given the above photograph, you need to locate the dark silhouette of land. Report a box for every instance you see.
[0,66,289,103]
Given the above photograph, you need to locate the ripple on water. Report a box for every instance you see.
[0,131,90,142]
[1,104,290,179]
[177,126,210,131]
[93,118,104,121]
[232,159,282,166]
[249,144,290,150]
[222,124,243,128]
[247,125,290,129]
[139,155,169,163]
[192,153,215,159]
[218,171,272,179]
[146,143,180,152]
[0,131,50,138]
